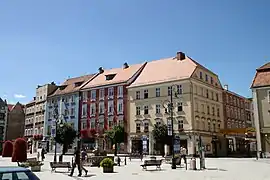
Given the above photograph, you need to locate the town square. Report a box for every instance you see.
[0,1,270,179]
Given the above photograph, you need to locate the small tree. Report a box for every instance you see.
[105,125,124,156]
[55,123,77,160]
[12,138,27,163]
[2,141,13,157]
[152,124,169,156]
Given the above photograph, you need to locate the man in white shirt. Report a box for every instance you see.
[180,146,187,165]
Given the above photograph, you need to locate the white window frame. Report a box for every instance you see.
[108,101,114,115]
[136,106,140,115]
[117,100,123,114]
[177,85,182,94]
[90,103,96,116]
[108,87,114,98]
[136,91,140,99]
[99,89,105,100]
[117,86,123,97]
[82,104,87,117]
[83,91,88,102]
[156,104,161,114]
[91,90,96,100]
[156,88,160,97]
[99,102,104,114]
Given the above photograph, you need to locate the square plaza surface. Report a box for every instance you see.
[0,154,270,180]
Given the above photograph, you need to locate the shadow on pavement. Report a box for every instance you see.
[205,167,227,171]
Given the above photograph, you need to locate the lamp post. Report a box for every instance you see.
[163,85,179,169]
[52,103,64,162]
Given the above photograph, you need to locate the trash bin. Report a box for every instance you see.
[189,157,197,170]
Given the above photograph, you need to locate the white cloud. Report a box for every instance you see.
[14,94,26,99]
[3,94,7,97]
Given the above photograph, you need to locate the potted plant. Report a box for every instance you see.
[27,161,44,172]
[100,158,114,173]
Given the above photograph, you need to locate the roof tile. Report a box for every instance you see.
[128,56,198,88]
[81,63,145,89]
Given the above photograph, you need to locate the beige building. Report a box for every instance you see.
[127,52,225,156]
[24,82,57,152]
[251,62,270,156]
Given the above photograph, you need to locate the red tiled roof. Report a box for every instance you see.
[50,74,95,96]
[81,63,146,89]
[251,62,270,88]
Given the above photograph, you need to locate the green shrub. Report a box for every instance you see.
[100,158,114,168]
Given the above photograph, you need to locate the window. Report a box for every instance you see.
[217,123,221,130]
[108,117,114,127]
[117,100,123,113]
[268,90,270,102]
[212,107,215,116]
[136,91,140,99]
[144,90,148,99]
[156,88,160,97]
[206,89,209,98]
[136,123,141,133]
[207,106,210,114]
[71,108,75,116]
[156,104,161,114]
[205,74,208,82]
[82,104,87,117]
[83,91,88,101]
[99,89,105,99]
[99,102,104,114]
[90,119,95,129]
[217,108,220,117]
[82,122,87,129]
[144,122,149,132]
[99,118,104,128]
[199,72,203,79]
[210,77,213,84]
[108,101,114,114]
[144,105,149,115]
[177,102,183,112]
[168,86,172,96]
[216,93,219,102]
[156,120,161,126]
[177,85,182,94]
[201,104,205,113]
[118,86,123,96]
[71,95,75,102]
[211,91,214,100]
[136,106,140,115]
[90,104,96,115]
[195,102,198,112]
[108,87,114,97]
[178,120,184,129]
[91,90,96,100]
[213,123,216,132]
[201,87,204,96]
[208,121,211,131]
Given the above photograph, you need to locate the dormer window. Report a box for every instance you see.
[105,74,116,81]
[59,85,67,90]
[74,81,83,87]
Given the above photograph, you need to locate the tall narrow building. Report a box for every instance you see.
[0,98,8,151]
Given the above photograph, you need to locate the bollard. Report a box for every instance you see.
[189,157,197,170]
[117,156,121,166]
[124,156,127,165]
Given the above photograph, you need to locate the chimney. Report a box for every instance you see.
[224,84,228,91]
[123,62,129,69]
[176,52,185,60]
[98,67,104,73]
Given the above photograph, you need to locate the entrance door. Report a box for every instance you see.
[131,140,142,153]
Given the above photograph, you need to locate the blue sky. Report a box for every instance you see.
[0,0,269,104]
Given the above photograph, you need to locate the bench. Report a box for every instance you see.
[50,162,72,172]
[140,160,162,170]
[129,154,143,161]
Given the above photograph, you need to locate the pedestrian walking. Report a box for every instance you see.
[41,148,45,161]
[69,148,88,177]
[180,146,187,165]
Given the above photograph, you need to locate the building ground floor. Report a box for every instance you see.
[127,131,228,157]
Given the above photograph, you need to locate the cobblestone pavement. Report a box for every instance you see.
[1,154,270,180]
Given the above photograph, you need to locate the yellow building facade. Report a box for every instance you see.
[127,52,226,156]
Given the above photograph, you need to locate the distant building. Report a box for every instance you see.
[251,62,270,157]
[0,98,8,148]
[5,102,25,140]
[45,75,94,152]
[24,82,57,152]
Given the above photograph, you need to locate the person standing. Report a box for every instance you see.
[41,148,45,161]
[180,146,187,165]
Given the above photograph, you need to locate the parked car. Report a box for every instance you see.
[0,166,40,180]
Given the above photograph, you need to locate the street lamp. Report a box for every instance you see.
[163,85,179,169]
[52,103,64,162]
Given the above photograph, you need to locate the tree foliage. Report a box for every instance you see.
[55,123,77,155]
[12,138,27,162]
[105,125,125,155]
[152,124,169,144]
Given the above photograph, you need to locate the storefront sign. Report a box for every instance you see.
[167,119,172,136]
[174,136,180,154]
